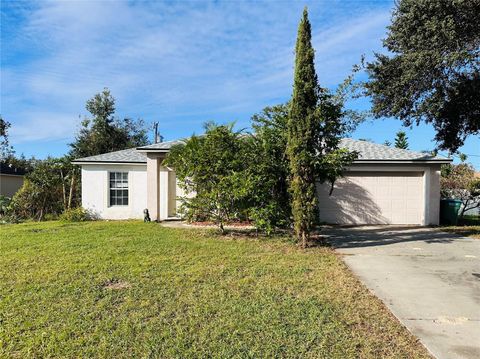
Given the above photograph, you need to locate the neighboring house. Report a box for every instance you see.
[464,206,479,216]
[72,138,451,225]
[463,171,480,216]
[0,163,26,198]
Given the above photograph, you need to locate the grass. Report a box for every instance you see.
[0,221,430,358]
[441,225,480,239]
[440,215,480,239]
[458,214,480,226]
[440,215,479,239]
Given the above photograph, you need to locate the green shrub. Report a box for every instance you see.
[0,195,11,216]
[164,124,252,234]
[0,214,21,225]
[250,203,289,236]
[43,213,59,221]
[59,207,93,222]
[10,179,63,220]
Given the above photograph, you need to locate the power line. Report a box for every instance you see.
[437,151,480,159]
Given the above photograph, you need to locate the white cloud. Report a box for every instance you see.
[10,111,80,143]
[2,0,392,147]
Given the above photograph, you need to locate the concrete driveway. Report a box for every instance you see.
[323,226,480,359]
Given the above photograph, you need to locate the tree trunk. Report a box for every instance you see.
[459,199,470,218]
[68,174,75,210]
[39,197,47,221]
[60,169,67,210]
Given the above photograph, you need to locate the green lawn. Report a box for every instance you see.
[0,221,429,358]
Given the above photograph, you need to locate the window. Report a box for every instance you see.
[109,172,128,206]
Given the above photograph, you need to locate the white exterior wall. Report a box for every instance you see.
[81,164,147,219]
[158,166,182,220]
[158,167,170,220]
[427,164,441,225]
[144,152,183,221]
[146,154,161,221]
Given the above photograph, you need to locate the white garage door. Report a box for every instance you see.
[317,171,424,225]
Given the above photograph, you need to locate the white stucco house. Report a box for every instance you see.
[72,138,451,225]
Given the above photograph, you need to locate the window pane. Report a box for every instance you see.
[109,172,128,206]
[110,190,116,205]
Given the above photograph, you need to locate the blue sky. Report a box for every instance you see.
[1,0,479,168]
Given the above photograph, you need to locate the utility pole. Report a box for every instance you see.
[152,122,163,144]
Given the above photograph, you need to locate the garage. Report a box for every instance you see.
[317,171,424,225]
[313,138,451,226]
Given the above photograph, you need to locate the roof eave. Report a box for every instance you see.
[0,172,25,177]
[135,148,170,153]
[353,159,452,164]
[72,158,452,166]
[72,161,147,165]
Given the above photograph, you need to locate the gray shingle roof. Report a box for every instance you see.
[0,162,27,175]
[73,138,450,164]
[136,140,185,151]
[340,138,449,162]
[73,148,147,164]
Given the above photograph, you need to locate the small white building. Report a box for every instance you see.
[72,138,451,225]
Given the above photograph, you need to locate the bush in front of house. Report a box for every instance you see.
[0,195,21,224]
[0,195,11,216]
[166,116,356,236]
[59,207,94,222]
[8,158,79,221]
[165,123,253,234]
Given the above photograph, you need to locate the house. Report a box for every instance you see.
[0,163,26,198]
[72,138,451,225]
[464,172,480,216]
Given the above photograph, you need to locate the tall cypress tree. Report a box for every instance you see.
[287,8,319,247]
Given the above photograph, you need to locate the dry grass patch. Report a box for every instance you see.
[441,225,480,239]
[102,279,132,290]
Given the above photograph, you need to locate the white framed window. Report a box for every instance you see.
[109,172,129,206]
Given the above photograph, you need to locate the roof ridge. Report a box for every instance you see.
[339,138,449,161]
[73,137,451,164]
[72,147,147,164]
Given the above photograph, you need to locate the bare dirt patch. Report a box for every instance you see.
[102,279,131,290]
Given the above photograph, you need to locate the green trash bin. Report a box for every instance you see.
[440,199,462,225]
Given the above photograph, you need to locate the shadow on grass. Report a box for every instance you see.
[441,226,480,239]
[214,227,332,248]
[458,215,480,226]
[163,221,332,247]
